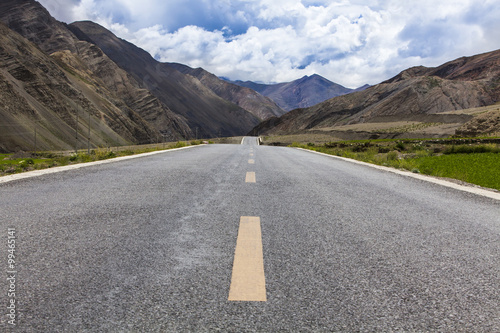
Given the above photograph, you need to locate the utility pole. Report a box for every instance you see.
[88,110,91,155]
[34,123,37,156]
[75,109,79,153]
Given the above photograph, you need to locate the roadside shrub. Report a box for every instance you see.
[4,166,16,174]
[121,150,135,156]
[79,154,93,162]
[443,144,500,154]
[172,141,188,148]
[39,152,57,159]
[395,141,406,151]
[352,145,367,152]
[35,163,48,170]
[94,149,115,160]
[411,143,426,152]
[104,151,115,159]
[387,151,399,161]
[57,156,70,166]
[433,147,443,154]
[18,158,34,169]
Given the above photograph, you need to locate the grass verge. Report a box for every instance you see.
[0,141,208,177]
[290,139,500,191]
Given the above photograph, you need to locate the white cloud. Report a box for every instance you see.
[37,0,500,88]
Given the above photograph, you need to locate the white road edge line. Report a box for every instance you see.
[296,147,500,201]
[0,145,200,184]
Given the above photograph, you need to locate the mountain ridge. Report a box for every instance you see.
[228,74,368,111]
[0,0,194,152]
[0,21,164,152]
[250,49,500,138]
[0,0,273,152]
[166,63,287,120]
[69,20,261,138]
[1,0,498,151]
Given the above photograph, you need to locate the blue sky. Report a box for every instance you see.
[39,0,500,88]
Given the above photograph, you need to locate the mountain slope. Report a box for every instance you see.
[70,21,260,138]
[0,0,78,54]
[252,50,500,137]
[0,0,192,152]
[231,74,358,111]
[0,22,161,152]
[167,63,286,120]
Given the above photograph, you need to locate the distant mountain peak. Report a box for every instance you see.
[309,74,324,79]
[229,74,354,111]
[250,48,500,138]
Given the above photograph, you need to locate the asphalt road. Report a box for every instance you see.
[1,137,499,332]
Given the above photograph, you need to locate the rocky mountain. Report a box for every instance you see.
[0,0,78,55]
[0,0,270,152]
[251,50,500,138]
[167,63,286,120]
[0,20,183,152]
[0,0,191,152]
[69,21,260,138]
[229,74,365,111]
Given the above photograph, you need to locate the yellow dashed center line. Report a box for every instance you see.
[228,216,267,302]
[248,159,255,164]
[245,172,256,183]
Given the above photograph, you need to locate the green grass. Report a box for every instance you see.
[0,155,50,174]
[443,144,500,154]
[0,141,200,176]
[411,153,500,190]
[292,139,500,191]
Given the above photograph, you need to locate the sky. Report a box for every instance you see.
[38,0,500,88]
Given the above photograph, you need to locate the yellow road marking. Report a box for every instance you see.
[248,159,255,164]
[245,172,256,183]
[250,153,254,157]
[228,216,266,302]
